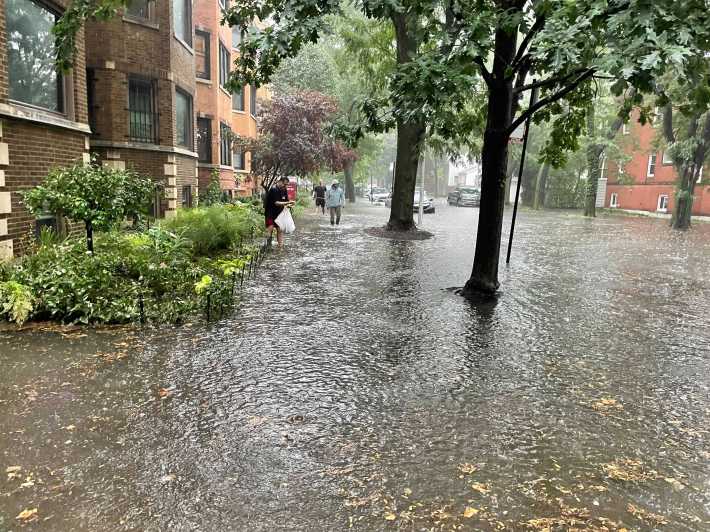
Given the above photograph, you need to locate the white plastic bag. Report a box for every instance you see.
[274,208,296,234]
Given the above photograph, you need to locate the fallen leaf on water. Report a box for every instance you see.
[158,388,172,398]
[458,463,477,475]
[602,458,659,482]
[403,488,412,496]
[664,477,684,490]
[470,482,490,494]
[65,425,76,431]
[592,398,623,412]
[16,508,38,521]
[160,474,176,484]
[383,512,396,521]
[463,506,479,518]
[6,466,22,473]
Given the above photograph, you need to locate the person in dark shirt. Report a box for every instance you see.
[265,176,294,247]
[312,180,327,214]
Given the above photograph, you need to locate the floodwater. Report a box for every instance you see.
[1,203,710,531]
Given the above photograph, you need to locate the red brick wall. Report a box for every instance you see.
[2,121,87,255]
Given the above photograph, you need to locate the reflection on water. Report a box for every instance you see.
[1,205,709,530]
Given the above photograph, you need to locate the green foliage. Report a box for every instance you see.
[201,169,226,207]
[0,281,34,325]
[23,160,154,249]
[162,203,263,257]
[194,275,213,295]
[0,203,267,325]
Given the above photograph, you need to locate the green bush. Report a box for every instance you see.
[0,281,34,324]
[162,203,263,257]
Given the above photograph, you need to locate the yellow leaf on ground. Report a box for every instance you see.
[384,512,396,521]
[403,488,412,496]
[463,506,479,518]
[6,466,21,473]
[458,463,477,475]
[471,482,490,494]
[16,508,38,521]
[158,388,171,398]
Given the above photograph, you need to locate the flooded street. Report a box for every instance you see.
[2,202,710,531]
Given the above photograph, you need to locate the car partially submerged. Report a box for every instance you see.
[385,190,435,213]
[368,187,390,202]
[448,186,481,207]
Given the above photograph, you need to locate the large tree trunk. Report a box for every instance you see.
[533,162,549,210]
[671,113,710,230]
[388,119,425,230]
[462,24,517,297]
[344,159,356,203]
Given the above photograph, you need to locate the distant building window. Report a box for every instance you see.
[697,166,704,184]
[622,122,629,135]
[652,106,660,128]
[87,68,97,132]
[233,147,244,170]
[220,122,232,166]
[610,192,618,208]
[647,153,657,177]
[599,155,607,180]
[657,194,669,213]
[5,0,63,112]
[218,0,227,10]
[662,151,673,165]
[175,88,193,149]
[181,185,193,208]
[197,117,212,163]
[232,86,244,111]
[250,83,257,116]
[126,0,152,20]
[195,30,210,79]
[173,0,191,46]
[128,78,156,143]
[219,42,230,89]
[231,26,242,48]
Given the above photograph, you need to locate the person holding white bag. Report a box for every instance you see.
[265,176,295,247]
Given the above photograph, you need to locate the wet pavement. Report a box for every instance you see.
[1,202,710,531]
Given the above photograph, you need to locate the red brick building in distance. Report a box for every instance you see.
[193,0,260,198]
[85,0,199,217]
[602,111,710,216]
[0,0,92,259]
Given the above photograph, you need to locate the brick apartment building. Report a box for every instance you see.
[193,0,260,198]
[0,0,91,259]
[85,0,198,217]
[602,111,710,216]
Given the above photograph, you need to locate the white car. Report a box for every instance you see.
[385,190,435,213]
[368,187,390,202]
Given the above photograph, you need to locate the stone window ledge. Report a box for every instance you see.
[0,102,91,134]
[123,15,159,31]
[90,140,197,158]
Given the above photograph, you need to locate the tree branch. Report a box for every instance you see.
[506,68,595,136]
[514,68,589,94]
[662,103,675,144]
[473,56,493,86]
[511,15,546,71]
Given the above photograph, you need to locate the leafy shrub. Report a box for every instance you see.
[162,203,262,256]
[0,281,34,324]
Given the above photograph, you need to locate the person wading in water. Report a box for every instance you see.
[313,180,327,215]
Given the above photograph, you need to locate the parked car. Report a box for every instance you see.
[368,187,390,202]
[385,190,435,213]
[447,186,481,207]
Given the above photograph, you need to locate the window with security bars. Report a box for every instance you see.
[128,79,156,143]
[232,86,244,111]
[220,122,232,166]
[195,30,210,80]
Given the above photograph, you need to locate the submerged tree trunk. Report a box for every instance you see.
[533,162,549,210]
[344,159,356,203]
[388,119,425,230]
[584,106,603,217]
[462,24,517,297]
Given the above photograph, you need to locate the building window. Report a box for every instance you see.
[657,194,669,213]
[652,106,660,128]
[87,68,97,132]
[181,185,193,208]
[218,0,227,10]
[662,151,673,165]
[599,155,607,180]
[697,165,704,184]
[5,0,63,113]
[219,42,230,89]
[126,0,152,20]
[173,0,191,46]
[647,154,657,177]
[195,30,210,79]
[610,192,618,208]
[231,25,242,48]
[197,117,212,163]
[250,83,257,116]
[233,147,244,170]
[622,122,629,135]
[220,122,232,166]
[232,86,244,111]
[128,78,156,143]
[175,88,193,149]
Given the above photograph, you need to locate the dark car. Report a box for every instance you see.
[447,186,481,207]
